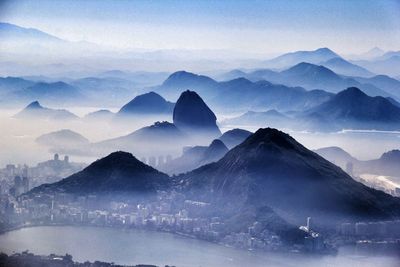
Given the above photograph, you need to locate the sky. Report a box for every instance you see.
[1,0,400,55]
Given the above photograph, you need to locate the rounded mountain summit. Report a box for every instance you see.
[173,90,221,137]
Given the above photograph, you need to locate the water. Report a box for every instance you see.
[0,226,398,267]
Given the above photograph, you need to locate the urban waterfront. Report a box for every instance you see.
[0,226,398,267]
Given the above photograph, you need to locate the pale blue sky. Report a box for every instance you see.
[1,0,400,54]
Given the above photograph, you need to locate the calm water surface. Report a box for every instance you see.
[0,226,398,267]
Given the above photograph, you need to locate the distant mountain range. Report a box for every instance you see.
[304,87,400,130]
[263,48,339,69]
[156,71,333,112]
[352,51,400,77]
[218,63,397,99]
[315,146,400,178]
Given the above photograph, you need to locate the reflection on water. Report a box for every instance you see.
[0,226,398,267]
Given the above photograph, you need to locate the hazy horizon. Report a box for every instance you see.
[1,0,400,55]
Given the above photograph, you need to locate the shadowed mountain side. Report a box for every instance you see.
[28,151,170,198]
[173,90,221,138]
[179,128,400,229]
[303,87,400,130]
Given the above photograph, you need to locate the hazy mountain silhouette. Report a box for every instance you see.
[158,71,218,100]
[161,139,228,175]
[218,128,253,149]
[94,121,188,156]
[219,63,394,99]
[0,77,35,97]
[263,47,339,69]
[155,71,333,112]
[222,109,292,129]
[0,22,64,43]
[314,146,359,170]
[320,57,374,77]
[117,91,174,116]
[83,109,115,122]
[180,128,400,228]
[305,87,400,129]
[10,81,86,105]
[353,54,400,77]
[14,101,78,120]
[36,129,90,147]
[354,75,400,100]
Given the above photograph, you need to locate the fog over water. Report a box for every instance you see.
[0,226,397,267]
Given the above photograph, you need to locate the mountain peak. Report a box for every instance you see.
[380,149,400,162]
[336,87,366,98]
[25,101,43,109]
[118,91,173,115]
[173,90,220,135]
[315,47,337,55]
[29,151,170,196]
[241,128,298,151]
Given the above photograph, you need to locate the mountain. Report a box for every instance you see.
[14,101,78,120]
[0,77,35,97]
[98,70,170,87]
[353,55,400,77]
[320,57,374,77]
[28,151,170,198]
[10,81,85,105]
[83,109,115,122]
[36,129,89,147]
[94,121,188,157]
[357,150,400,177]
[173,90,221,137]
[117,92,174,116]
[157,71,218,100]
[155,71,333,112]
[305,87,400,129]
[353,75,400,100]
[180,128,400,229]
[314,146,359,170]
[71,77,136,106]
[218,64,391,99]
[161,139,228,175]
[279,62,391,96]
[263,48,339,69]
[358,47,385,60]
[218,129,253,149]
[36,129,90,155]
[222,109,292,129]
[0,22,64,43]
